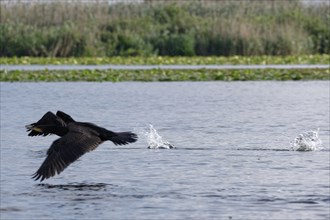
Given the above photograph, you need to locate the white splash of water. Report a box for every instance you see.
[290,129,322,151]
[143,124,174,149]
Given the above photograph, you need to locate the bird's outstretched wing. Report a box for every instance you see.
[32,130,102,182]
[26,111,66,136]
[56,111,75,123]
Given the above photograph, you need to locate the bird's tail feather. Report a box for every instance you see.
[110,132,138,145]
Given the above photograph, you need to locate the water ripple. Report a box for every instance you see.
[37,183,112,191]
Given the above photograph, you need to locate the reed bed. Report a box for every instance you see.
[1,0,329,57]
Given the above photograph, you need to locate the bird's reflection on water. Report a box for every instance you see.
[37,182,112,191]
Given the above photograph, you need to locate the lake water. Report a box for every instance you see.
[1,81,329,220]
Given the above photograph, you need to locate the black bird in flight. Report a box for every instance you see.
[26,111,138,182]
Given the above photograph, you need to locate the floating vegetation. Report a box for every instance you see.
[0,68,328,82]
[0,55,329,65]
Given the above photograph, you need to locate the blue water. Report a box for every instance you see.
[1,81,329,219]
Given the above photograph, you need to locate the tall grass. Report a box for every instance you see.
[0,0,329,57]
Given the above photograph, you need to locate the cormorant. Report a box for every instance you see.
[26,111,138,182]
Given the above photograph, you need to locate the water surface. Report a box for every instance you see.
[1,81,329,219]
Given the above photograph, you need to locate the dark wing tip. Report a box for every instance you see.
[32,172,44,182]
[32,168,52,182]
[131,133,138,142]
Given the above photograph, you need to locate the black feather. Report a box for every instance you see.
[27,111,138,182]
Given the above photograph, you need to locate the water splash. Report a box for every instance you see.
[290,129,322,151]
[143,124,174,149]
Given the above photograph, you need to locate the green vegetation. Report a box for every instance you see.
[1,55,329,65]
[1,55,328,82]
[1,0,329,57]
[1,69,328,82]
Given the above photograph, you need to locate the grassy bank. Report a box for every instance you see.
[1,0,329,57]
[1,68,328,82]
[1,55,329,65]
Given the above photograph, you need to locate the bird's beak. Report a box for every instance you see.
[25,124,33,130]
[25,125,43,132]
